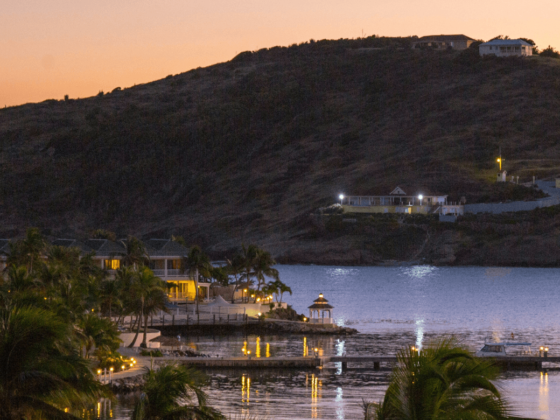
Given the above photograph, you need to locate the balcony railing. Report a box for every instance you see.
[152,269,184,277]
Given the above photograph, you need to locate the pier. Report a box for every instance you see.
[158,356,322,369]
[328,355,560,370]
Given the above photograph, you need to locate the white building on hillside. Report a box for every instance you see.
[479,39,533,57]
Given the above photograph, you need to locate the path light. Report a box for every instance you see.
[122,365,125,371]
[258,312,262,317]
[303,317,307,322]
[497,157,502,171]
[418,195,423,206]
[339,194,344,205]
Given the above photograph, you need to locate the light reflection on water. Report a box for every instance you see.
[106,265,560,419]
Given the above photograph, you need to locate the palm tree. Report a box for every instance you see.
[225,253,244,303]
[6,228,47,273]
[0,306,106,420]
[132,364,223,420]
[121,236,150,269]
[239,244,258,290]
[183,246,211,318]
[268,279,292,303]
[100,278,123,320]
[77,312,122,359]
[141,286,169,348]
[365,338,530,420]
[252,248,279,292]
[128,267,163,348]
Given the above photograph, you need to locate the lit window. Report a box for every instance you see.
[104,259,120,270]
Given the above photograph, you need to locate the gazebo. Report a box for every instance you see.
[308,293,334,324]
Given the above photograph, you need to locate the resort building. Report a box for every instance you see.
[479,39,533,57]
[3,237,209,303]
[411,34,476,50]
[342,187,453,215]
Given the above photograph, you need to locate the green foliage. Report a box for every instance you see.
[140,349,163,357]
[91,229,117,241]
[365,339,529,420]
[132,364,223,420]
[0,307,107,419]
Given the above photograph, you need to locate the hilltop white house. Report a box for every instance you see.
[479,39,533,57]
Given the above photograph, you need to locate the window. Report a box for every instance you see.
[104,259,120,270]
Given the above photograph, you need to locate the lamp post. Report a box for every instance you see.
[339,194,344,205]
[418,195,423,206]
[497,158,502,171]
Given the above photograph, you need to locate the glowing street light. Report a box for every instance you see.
[418,195,423,206]
[496,157,502,171]
[339,194,344,205]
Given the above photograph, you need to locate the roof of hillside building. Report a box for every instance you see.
[51,238,94,253]
[416,34,475,42]
[145,239,188,257]
[84,239,126,257]
[480,39,532,46]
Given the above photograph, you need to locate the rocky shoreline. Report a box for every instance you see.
[155,321,358,336]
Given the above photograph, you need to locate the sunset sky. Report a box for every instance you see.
[2,0,559,107]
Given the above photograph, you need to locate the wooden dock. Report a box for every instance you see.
[145,355,560,371]
[328,355,560,370]
[159,356,322,369]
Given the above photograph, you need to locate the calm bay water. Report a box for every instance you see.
[110,265,560,420]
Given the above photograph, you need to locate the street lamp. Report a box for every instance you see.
[497,158,502,171]
[418,195,423,206]
[339,194,344,205]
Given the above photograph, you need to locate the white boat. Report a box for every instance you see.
[475,341,534,357]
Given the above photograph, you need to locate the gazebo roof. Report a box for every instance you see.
[313,293,329,304]
[308,293,333,309]
[308,303,334,309]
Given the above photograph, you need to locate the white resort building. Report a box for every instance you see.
[479,39,533,57]
[341,187,464,216]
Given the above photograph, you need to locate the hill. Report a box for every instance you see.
[2,36,560,264]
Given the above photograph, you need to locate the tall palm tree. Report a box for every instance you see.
[141,286,168,348]
[365,338,531,420]
[225,253,244,303]
[121,236,150,269]
[183,246,211,318]
[252,248,279,292]
[132,364,223,420]
[128,267,163,348]
[100,278,123,320]
[0,306,106,420]
[77,312,122,359]
[6,228,47,273]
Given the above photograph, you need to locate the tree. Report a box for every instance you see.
[183,246,211,318]
[132,364,223,420]
[100,278,123,320]
[121,236,150,269]
[77,312,121,359]
[225,253,244,302]
[364,339,530,420]
[210,266,229,286]
[7,228,47,273]
[128,267,164,348]
[540,46,560,58]
[141,286,168,348]
[270,279,292,303]
[238,244,259,293]
[252,248,279,292]
[0,306,106,420]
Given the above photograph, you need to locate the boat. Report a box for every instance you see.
[475,341,534,358]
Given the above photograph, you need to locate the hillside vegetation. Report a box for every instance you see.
[2,36,560,263]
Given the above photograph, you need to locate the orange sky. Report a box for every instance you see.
[2,0,559,107]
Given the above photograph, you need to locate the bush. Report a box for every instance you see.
[140,349,163,357]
